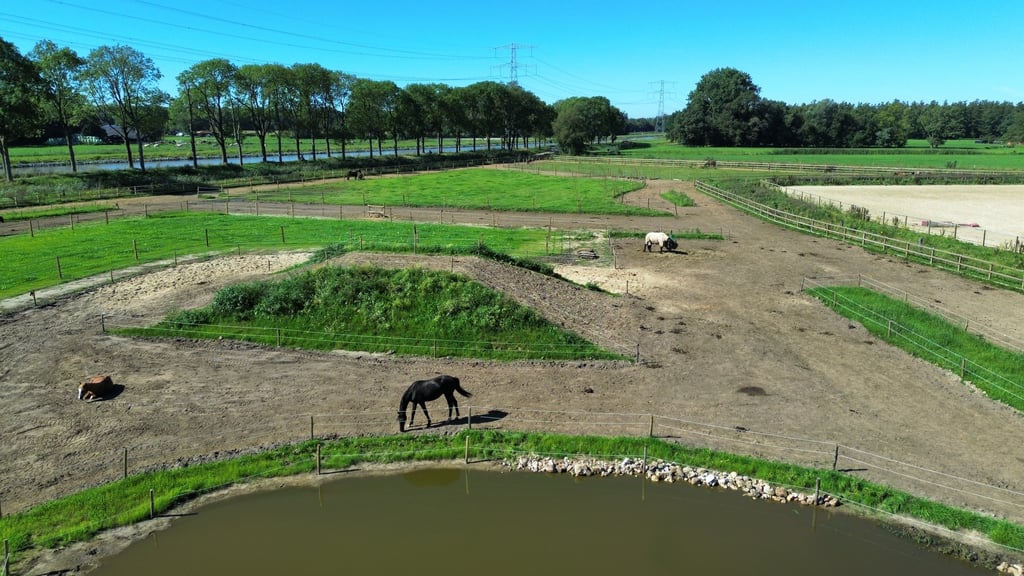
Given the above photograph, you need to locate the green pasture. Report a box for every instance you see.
[615,137,1024,171]
[2,431,1021,571]
[0,212,567,300]
[807,286,1024,412]
[244,168,656,215]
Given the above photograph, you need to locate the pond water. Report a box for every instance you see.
[90,468,989,576]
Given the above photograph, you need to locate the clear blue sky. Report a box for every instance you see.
[3,0,1022,119]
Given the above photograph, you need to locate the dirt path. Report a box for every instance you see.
[3,178,1024,572]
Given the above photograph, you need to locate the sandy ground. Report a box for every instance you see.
[3,178,1024,573]
[789,184,1024,248]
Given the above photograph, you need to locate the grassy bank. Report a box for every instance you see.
[2,430,1022,571]
[806,285,1024,412]
[121,264,624,360]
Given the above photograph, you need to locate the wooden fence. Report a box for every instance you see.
[695,180,1024,292]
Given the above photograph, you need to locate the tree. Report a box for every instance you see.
[0,37,44,181]
[30,40,87,172]
[182,59,237,164]
[669,67,763,146]
[290,63,335,161]
[82,45,164,171]
[551,96,624,153]
[234,64,277,163]
[348,78,400,157]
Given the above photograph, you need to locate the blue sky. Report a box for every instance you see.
[2,0,1021,119]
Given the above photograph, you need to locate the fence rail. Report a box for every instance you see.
[803,274,1024,354]
[800,277,1024,409]
[549,155,1023,180]
[695,180,1024,292]
[4,406,1024,550]
[764,180,1023,252]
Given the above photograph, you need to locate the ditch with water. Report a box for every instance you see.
[89,467,991,575]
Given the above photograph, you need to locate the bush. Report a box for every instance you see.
[210,281,269,319]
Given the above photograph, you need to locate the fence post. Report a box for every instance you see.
[464,435,470,464]
[123,447,128,478]
[56,256,63,280]
[133,239,139,261]
[316,444,321,475]
[310,415,314,440]
[961,357,966,378]
[635,343,640,365]
[467,406,472,431]
[149,489,155,519]
[814,478,821,507]
[832,445,839,471]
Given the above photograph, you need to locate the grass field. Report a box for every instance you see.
[0,212,566,299]
[243,167,655,215]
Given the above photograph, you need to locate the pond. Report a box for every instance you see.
[89,467,989,575]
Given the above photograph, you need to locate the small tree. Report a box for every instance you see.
[0,38,44,182]
[82,45,164,171]
[30,40,87,172]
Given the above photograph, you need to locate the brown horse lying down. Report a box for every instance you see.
[78,375,114,400]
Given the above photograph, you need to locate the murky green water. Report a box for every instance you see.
[91,468,988,575]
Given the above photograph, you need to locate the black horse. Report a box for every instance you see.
[398,375,472,432]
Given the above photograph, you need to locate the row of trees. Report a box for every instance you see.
[1,37,632,181]
[667,67,1024,148]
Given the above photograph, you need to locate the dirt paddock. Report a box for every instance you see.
[3,179,1024,572]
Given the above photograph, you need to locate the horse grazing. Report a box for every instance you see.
[346,169,365,180]
[644,232,678,253]
[78,375,114,400]
[398,375,472,432]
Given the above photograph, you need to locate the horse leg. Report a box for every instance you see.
[419,402,432,428]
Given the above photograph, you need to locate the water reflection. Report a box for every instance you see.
[90,468,988,576]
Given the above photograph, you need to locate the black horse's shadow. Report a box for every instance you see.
[404,409,509,431]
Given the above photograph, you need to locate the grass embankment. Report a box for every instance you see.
[240,168,656,216]
[807,286,1024,412]
[2,431,1022,569]
[0,211,569,300]
[121,263,623,361]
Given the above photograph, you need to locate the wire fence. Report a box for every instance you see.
[695,180,1024,292]
[766,181,1023,252]
[4,404,1024,572]
[803,274,1024,354]
[100,315,637,362]
[800,276,1024,409]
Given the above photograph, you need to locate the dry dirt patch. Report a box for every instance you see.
[4,179,1024,574]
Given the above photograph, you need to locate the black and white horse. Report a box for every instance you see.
[644,232,677,252]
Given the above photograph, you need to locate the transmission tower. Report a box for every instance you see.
[651,80,672,133]
[494,42,535,86]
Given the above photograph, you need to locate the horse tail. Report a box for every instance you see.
[454,383,472,398]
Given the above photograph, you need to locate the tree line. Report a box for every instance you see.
[4,38,1024,183]
[667,67,1024,149]
[0,37,630,181]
